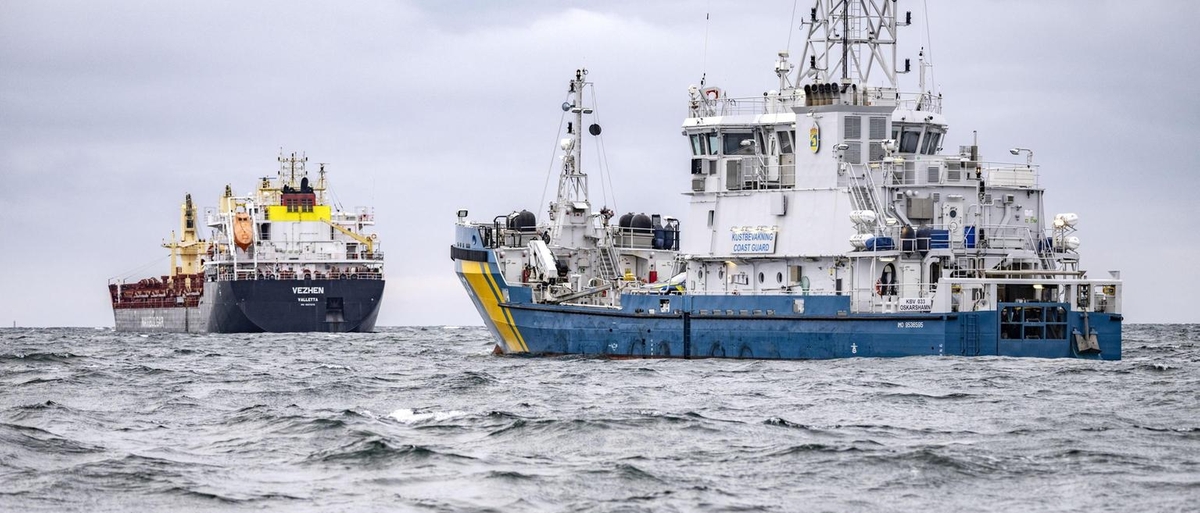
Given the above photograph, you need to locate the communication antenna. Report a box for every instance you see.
[797,0,911,87]
[700,1,711,87]
[786,0,799,54]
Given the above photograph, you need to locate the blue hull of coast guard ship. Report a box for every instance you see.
[453,251,1121,360]
[449,11,1125,360]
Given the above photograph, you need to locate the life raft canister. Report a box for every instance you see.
[233,212,253,251]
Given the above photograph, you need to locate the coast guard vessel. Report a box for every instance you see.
[109,152,385,333]
[451,1,1122,359]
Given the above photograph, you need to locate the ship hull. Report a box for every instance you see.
[456,256,1122,360]
[111,279,383,333]
[112,304,211,333]
[205,279,384,333]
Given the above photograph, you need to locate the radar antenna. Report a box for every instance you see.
[797,0,911,87]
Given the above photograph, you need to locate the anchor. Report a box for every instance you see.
[1073,311,1101,354]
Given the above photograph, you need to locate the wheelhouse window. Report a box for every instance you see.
[723,132,755,156]
[922,131,943,155]
[899,125,922,154]
[283,195,315,213]
[689,133,721,155]
[777,130,794,154]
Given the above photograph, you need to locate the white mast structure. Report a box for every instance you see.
[797,0,907,88]
[549,68,597,249]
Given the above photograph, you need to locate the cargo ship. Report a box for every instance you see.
[109,152,384,333]
[450,1,1122,359]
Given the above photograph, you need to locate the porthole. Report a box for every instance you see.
[776,272,783,283]
[758,272,765,283]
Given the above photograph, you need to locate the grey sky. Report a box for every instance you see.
[2,0,1197,327]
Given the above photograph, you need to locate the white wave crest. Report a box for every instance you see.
[388,408,469,424]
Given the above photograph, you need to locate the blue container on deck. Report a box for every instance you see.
[964,226,976,248]
[930,229,950,249]
[866,236,895,251]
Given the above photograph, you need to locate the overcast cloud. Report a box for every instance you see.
[2,0,1197,327]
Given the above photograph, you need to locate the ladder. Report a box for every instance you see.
[962,314,980,356]
[597,245,620,281]
[846,163,886,232]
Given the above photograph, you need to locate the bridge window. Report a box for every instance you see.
[777,130,794,154]
[922,131,942,155]
[723,133,755,156]
[899,126,921,153]
[690,133,721,155]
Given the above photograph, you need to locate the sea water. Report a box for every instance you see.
[1,325,1197,511]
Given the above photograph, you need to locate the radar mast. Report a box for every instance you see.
[797,0,908,87]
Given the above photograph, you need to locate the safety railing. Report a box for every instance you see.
[211,266,384,282]
[882,158,1039,187]
[688,96,769,118]
[611,226,681,251]
[723,157,796,190]
[108,278,204,308]
[210,249,385,264]
[895,92,943,113]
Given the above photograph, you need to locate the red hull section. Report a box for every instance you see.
[109,273,204,309]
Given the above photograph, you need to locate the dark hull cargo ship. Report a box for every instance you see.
[109,152,384,333]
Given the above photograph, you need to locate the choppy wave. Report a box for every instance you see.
[0,325,1197,512]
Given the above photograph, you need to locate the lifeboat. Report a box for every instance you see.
[233,212,253,250]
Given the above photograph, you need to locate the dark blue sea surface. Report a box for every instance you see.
[1,325,1197,512]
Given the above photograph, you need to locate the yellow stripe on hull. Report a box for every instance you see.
[458,260,527,353]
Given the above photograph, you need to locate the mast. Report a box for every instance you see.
[797,0,905,87]
[550,68,595,246]
[162,193,205,282]
[277,151,308,189]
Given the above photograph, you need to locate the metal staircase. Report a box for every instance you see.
[597,244,620,281]
[846,163,886,232]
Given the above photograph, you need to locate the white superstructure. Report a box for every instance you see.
[204,152,383,283]
[679,1,1120,319]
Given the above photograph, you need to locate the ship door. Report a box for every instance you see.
[325,297,345,330]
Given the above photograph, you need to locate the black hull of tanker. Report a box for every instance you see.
[111,279,384,333]
[207,279,384,333]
